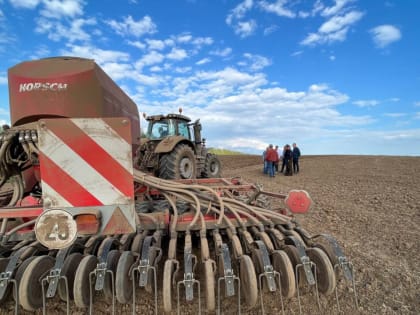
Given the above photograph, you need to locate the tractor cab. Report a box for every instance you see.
[146,114,193,141]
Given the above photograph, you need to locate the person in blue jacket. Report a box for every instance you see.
[292,143,301,174]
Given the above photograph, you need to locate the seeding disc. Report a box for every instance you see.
[204,260,215,312]
[145,248,158,294]
[58,252,83,301]
[282,245,306,286]
[19,255,55,311]
[250,247,268,292]
[73,254,98,308]
[12,256,37,301]
[116,251,135,304]
[313,242,339,269]
[0,258,11,303]
[272,250,296,298]
[103,250,121,299]
[131,233,145,253]
[306,247,336,296]
[239,255,258,308]
[162,259,175,313]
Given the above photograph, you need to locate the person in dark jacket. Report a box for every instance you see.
[284,144,293,176]
[292,143,301,174]
[280,144,287,173]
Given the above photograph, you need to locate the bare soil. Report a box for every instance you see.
[2,155,419,315]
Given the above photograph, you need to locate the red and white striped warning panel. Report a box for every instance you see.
[38,118,136,235]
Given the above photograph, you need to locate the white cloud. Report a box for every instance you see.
[242,53,271,71]
[127,40,146,50]
[196,58,211,65]
[301,10,364,46]
[107,15,157,38]
[61,44,130,64]
[40,0,84,19]
[135,51,164,70]
[370,24,401,48]
[259,0,296,18]
[353,99,380,107]
[166,47,187,60]
[0,75,7,84]
[414,101,420,107]
[35,17,96,42]
[383,113,406,118]
[145,39,166,50]
[329,55,336,61]
[226,0,253,25]
[291,50,303,57]
[235,19,257,38]
[210,47,232,57]
[9,0,41,9]
[177,34,192,43]
[321,0,353,17]
[263,24,278,35]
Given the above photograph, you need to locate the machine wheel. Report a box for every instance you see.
[116,251,135,304]
[131,233,145,253]
[0,258,11,303]
[204,260,215,312]
[162,259,175,313]
[103,250,121,299]
[313,242,339,270]
[306,247,336,295]
[250,247,268,292]
[58,252,83,301]
[272,250,296,298]
[202,154,221,178]
[239,255,258,308]
[145,248,158,294]
[73,255,97,308]
[159,144,196,179]
[13,256,37,301]
[282,245,305,286]
[19,255,55,311]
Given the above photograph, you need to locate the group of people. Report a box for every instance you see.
[262,143,301,177]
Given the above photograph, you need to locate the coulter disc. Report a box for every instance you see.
[116,251,135,304]
[162,259,175,313]
[282,245,306,286]
[58,252,83,301]
[0,258,11,303]
[239,255,258,308]
[13,256,37,301]
[306,247,336,296]
[103,250,121,299]
[73,254,98,308]
[204,260,215,312]
[271,250,296,298]
[18,255,55,311]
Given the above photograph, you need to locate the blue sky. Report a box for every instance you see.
[0,0,419,155]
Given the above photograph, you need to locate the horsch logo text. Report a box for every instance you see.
[19,82,68,92]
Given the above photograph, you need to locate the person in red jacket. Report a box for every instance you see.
[265,144,277,177]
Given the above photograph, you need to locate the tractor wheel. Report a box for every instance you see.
[159,144,196,179]
[202,154,221,178]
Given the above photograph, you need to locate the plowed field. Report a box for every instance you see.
[2,155,419,315]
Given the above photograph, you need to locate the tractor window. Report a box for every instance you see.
[178,121,190,139]
[149,120,169,139]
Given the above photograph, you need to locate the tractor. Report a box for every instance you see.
[136,111,222,179]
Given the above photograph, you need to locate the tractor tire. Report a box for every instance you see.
[202,154,221,178]
[159,144,196,179]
